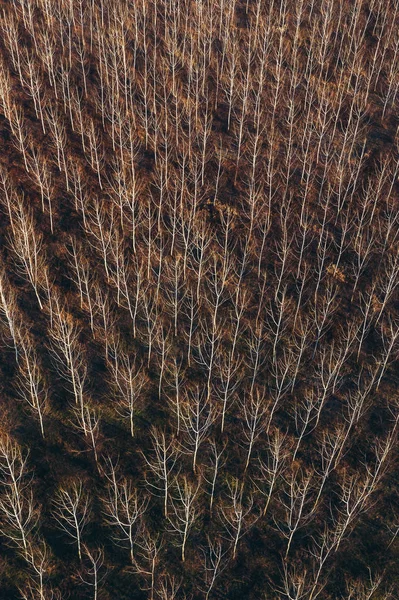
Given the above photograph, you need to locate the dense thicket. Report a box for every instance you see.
[0,0,398,598]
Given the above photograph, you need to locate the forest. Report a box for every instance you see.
[0,0,398,598]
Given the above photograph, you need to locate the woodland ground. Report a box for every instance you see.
[0,1,398,599]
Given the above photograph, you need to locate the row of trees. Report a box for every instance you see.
[1,427,397,600]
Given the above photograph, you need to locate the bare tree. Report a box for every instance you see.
[85,119,104,190]
[85,197,115,279]
[164,354,186,436]
[291,389,319,461]
[66,238,97,333]
[273,561,311,600]
[22,538,56,600]
[48,301,88,426]
[375,251,399,325]
[131,525,163,600]
[344,570,392,600]
[0,434,37,556]
[155,573,183,600]
[7,194,47,309]
[311,280,339,356]
[16,334,49,438]
[312,424,348,511]
[154,323,173,400]
[102,460,148,563]
[198,535,230,600]
[305,525,339,600]
[108,347,147,437]
[254,429,290,517]
[71,402,102,469]
[203,439,227,515]
[26,143,54,232]
[9,105,31,173]
[141,428,180,518]
[0,267,21,359]
[18,48,47,133]
[375,315,399,390]
[179,386,216,473]
[240,388,269,472]
[219,478,259,560]
[332,469,379,552]
[275,467,315,559]
[52,479,91,560]
[167,474,202,562]
[215,290,247,432]
[79,545,106,600]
